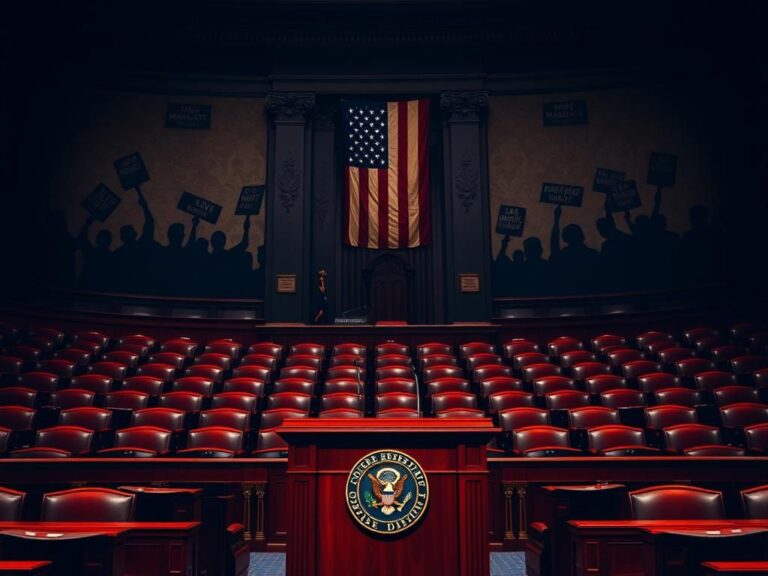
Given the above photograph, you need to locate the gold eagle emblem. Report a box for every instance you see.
[367,467,411,515]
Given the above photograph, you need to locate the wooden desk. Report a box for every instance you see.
[569,520,768,576]
[0,561,52,575]
[0,522,199,576]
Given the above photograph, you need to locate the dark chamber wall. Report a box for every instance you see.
[17,87,267,298]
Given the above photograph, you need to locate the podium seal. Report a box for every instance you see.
[345,449,430,535]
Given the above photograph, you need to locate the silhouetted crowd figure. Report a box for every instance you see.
[42,190,265,299]
[493,190,726,297]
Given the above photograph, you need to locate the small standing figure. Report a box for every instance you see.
[313,269,328,324]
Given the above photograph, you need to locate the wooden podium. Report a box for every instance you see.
[278,418,499,576]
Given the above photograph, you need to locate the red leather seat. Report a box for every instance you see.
[662,423,725,454]
[741,485,768,519]
[325,378,364,395]
[0,486,25,521]
[177,426,244,458]
[212,392,259,413]
[683,327,719,346]
[720,402,768,429]
[416,342,452,359]
[637,373,681,393]
[731,355,768,375]
[584,375,627,395]
[72,374,114,394]
[425,377,471,396]
[567,406,619,430]
[511,425,581,457]
[559,350,596,369]
[694,336,731,354]
[319,408,364,418]
[88,360,129,380]
[259,408,308,429]
[653,387,703,407]
[272,378,315,396]
[53,348,90,368]
[0,387,37,408]
[320,393,363,412]
[745,423,768,454]
[0,406,35,432]
[223,378,266,397]
[326,365,366,381]
[160,340,198,359]
[157,391,204,414]
[675,358,717,378]
[522,363,562,383]
[330,355,366,369]
[430,391,477,413]
[11,425,93,458]
[103,390,150,411]
[41,487,135,521]
[591,334,627,353]
[375,378,416,395]
[375,354,411,368]
[628,485,724,520]
[195,353,233,371]
[435,408,485,418]
[544,390,590,410]
[0,355,23,380]
[423,366,464,382]
[465,354,503,372]
[59,407,112,432]
[123,375,164,397]
[375,392,418,414]
[172,377,215,397]
[18,371,59,392]
[185,364,225,383]
[98,426,173,457]
[587,424,658,456]
[607,348,644,368]
[513,352,550,370]
[199,408,251,431]
[252,429,289,458]
[694,370,738,391]
[206,340,243,359]
[103,350,141,369]
[459,342,495,359]
[287,343,324,359]
[714,386,760,406]
[472,364,513,383]
[136,363,176,383]
[247,342,284,359]
[233,364,273,383]
[74,331,109,348]
[376,408,419,418]
[47,389,95,409]
[131,407,186,432]
[498,407,549,431]
[280,367,319,382]
[683,444,746,456]
[239,354,278,372]
[333,342,367,357]
[600,389,644,409]
[567,360,606,381]
[658,347,696,366]
[636,331,675,350]
[477,377,523,398]
[711,345,749,364]
[645,405,697,430]
[532,376,576,396]
[420,354,458,370]
[374,366,414,382]
[0,427,11,454]
[266,392,311,412]
[503,339,539,359]
[149,352,186,370]
[547,337,583,358]
[35,327,65,346]
[621,360,662,380]
[375,342,408,357]
[488,391,535,413]
[285,354,323,369]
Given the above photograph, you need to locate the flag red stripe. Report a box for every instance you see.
[359,167,369,248]
[397,101,409,249]
[378,169,388,248]
[418,98,431,244]
[344,168,351,245]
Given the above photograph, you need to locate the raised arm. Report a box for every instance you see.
[624,210,635,233]
[231,215,251,252]
[185,216,200,249]
[76,215,96,252]
[651,187,662,219]
[136,187,155,243]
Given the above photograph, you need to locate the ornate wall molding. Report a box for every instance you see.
[314,167,331,228]
[265,92,315,123]
[278,151,301,213]
[455,150,479,213]
[440,91,489,122]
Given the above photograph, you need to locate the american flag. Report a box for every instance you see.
[343,99,431,249]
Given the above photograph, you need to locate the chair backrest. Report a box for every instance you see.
[559,350,597,368]
[587,425,646,453]
[511,425,574,456]
[59,407,112,431]
[621,360,662,380]
[320,393,363,412]
[584,375,627,395]
[184,426,243,455]
[662,423,722,454]
[465,354,503,371]
[472,364,513,383]
[0,387,37,407]
[36,425,94,456]
[532,376,576,396]
[103,390,150,410]
[675,358,716,378]
[41,487,135,521]
[195,352,232,371]
[223,378,266,397]
[0,486,26,521]
[172,377,215,396]
[745,423,768,453]
[376,393,418,414]
[157,391,204,413]
[259,408,308,430]
[247,342,284,359]
[199,408,251,431]
[713,385,760,406]
[123,376,165,396]
[423,365,464,382]
[487,391,535,413]
[637,373,681,393]
[131,407,187,432]
[720,403,768,429]
[252,429,288,457]
[333,342,367,357]
[0,406,36,431]
[503,339,539,358]
[544,390,590,410]
[48,389,96,409]
[136,363,176,383]
[567,406,619,429]
[513,352,550,370]
[18,371,59,392]
[149,352,185,370]
[416,342,452,359]
[430,392,477,413]
[653,387,702,408]
[477,377,523,398]
[375,342,408,357]
[289,343,325,357]
[212,392,259,412]
[498,407,548,431]
[645,405,697,430]
[71,374,113,394]
[600,389,644,409]
[267,392,312,412]
[111,426,172,455]
[185,364,224,382]
[272,378,315,396]
[522,363,562,383]
[741,485,768,519]
[547,337,583,357]
[459,342,495,359]
[426,377,471,396]
[629,485,724,520]
[571,362,612,382]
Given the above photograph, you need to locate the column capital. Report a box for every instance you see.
[265,92,316,123]
[440,91,489,122]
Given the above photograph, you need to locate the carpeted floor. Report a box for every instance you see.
[249,552,526,575]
